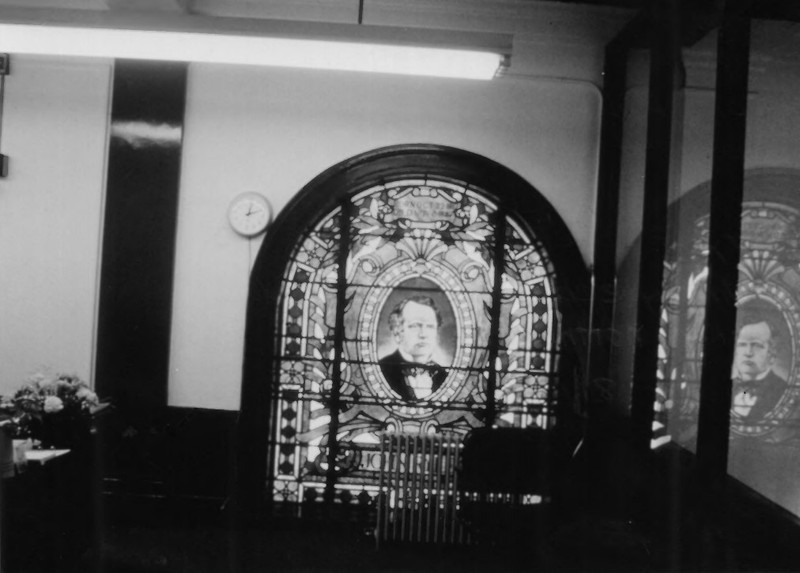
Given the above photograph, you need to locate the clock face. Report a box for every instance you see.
[228,192,271,237]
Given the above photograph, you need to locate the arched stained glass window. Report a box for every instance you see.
[238,145,589,510]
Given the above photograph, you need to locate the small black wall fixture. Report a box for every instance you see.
[0,52,10,177]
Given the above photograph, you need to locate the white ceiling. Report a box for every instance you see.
[0,0,634,40]
[4,0,798,80]
[0,0,642,84]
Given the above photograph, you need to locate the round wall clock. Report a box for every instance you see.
[228,192,271,237]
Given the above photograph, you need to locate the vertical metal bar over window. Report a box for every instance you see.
[485,209,507,427]
[324,199,353,505]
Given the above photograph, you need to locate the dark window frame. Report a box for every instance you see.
[235,144,590,513]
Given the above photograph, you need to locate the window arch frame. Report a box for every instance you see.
[236,144,590,510]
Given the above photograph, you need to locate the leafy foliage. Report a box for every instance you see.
[0,373,99,440]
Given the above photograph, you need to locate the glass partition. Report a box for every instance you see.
[639,16,800,520]
[726,19,800,518]
[610,46,649,415]
[612,31,718,452]
[653,31,718,452]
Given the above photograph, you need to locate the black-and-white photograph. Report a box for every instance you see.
[3,2,800,572]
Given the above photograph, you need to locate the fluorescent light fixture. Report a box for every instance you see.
[0,25,504,79]
[0,9,510,80]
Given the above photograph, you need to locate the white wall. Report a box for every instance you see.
[0,55,111,396]
[169,65,602,409]
[0,52,604,413]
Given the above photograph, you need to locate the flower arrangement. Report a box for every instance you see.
[0,372,100,444]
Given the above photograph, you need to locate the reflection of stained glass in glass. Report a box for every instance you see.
[270,179,560,506]
[656,201,800,450]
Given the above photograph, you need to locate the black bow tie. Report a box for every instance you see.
[402,363,437,377]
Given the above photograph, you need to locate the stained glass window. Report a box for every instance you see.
[269,176,561,507]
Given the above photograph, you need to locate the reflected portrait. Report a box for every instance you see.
[377,279,456,402]
[731,301,792,424]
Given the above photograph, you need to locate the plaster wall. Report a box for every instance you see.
[169,65,601,409]
[0,56,111,396]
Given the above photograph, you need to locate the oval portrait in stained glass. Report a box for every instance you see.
[374,278,457,403]
[731,296,795,436]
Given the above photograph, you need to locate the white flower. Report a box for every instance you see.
[37,377,58,393]
[43,396,64,413]
[76,387,99,406]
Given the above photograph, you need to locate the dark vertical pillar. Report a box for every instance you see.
[586,38,628,417]
[94,60,187,485]
[695,3,751,487]
[687,13,750,571]
[630,0,681,455]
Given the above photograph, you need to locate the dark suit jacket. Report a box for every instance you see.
[378,350,447,402]
[732,370,788,422]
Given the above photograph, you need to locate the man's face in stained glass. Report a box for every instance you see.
[393,300,440,363]
[734,321,775,381]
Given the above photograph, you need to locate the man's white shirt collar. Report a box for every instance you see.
[399,349,432,364]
